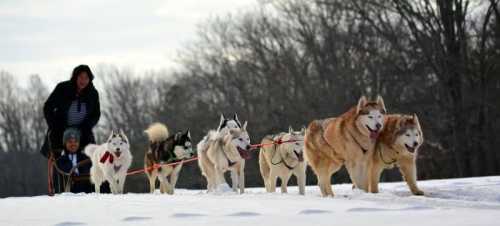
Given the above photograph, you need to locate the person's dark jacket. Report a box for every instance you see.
[55,152,93,193]
[40,66,100,157]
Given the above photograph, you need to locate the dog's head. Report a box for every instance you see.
[217,113,242,132]
[172,130,194,160]
[393,114,423,154]
[355,95,387,140]
[224,121,251,160]
[280,126,306,162]
[106,130,129,158]
[154,130,193,162]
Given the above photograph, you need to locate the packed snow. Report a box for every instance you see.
[1,176,499,226]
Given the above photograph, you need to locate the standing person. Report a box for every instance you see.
[40,64,100,158]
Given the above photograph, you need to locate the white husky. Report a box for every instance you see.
[198,122,251,193]
[84,130,132,194]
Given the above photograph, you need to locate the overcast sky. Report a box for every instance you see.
[0,0,255,88]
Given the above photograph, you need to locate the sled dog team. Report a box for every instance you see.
[83,95,424,196]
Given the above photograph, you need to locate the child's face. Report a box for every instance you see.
[65,138,80,153]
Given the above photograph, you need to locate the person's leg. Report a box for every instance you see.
[100,181,111,193]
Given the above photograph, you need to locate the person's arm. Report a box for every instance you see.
[43,83,63,129]
[81,90,100,131]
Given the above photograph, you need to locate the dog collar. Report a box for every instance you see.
[347,129,369,154]
[100,151,114,164]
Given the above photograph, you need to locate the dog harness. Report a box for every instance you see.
[347,129,369,154]
[270,136,302,170]
[378,148,397,165]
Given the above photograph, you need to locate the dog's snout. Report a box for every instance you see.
[246,145,251,150]
[413,141,419,147]
[116,148,120,151]
[376,123,382,130]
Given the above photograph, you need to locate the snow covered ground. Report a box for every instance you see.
[1,176,500,226]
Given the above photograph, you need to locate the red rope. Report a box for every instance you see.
[250,139,301,149]
[49,139,299,186]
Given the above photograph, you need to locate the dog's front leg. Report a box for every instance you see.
[103,171,117,194]
[94,183,101,194]
[399,157,424,195]
[239,160,245,194]
[214,165,226,187]
[268,169,278,193]
[157,174,171,194]
[281,173,291,194]
[367,159,383,193]
[117,173,126,194]
[230,170,239,192]
[147,170,158,193]
[296,164,306,195]
[168,164,183,195]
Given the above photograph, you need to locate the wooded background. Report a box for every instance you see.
[1,0,499,197]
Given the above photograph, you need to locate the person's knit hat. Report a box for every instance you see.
[63,128,81,144]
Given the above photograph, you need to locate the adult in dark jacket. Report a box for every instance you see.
[40,64,100,158]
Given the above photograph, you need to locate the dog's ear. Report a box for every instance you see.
[119,129,129,143]
[376,95,387,114]
[185,129,191,138]
[300,126,306,134]
[289,126,293,134]
[108,130,115,141]
[234,113,242,127]
[242,121,248,131]
[356,96,367,114]
[217,114,225,131]
[412,113,422,134]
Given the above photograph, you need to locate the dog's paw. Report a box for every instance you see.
[412,190,424,196]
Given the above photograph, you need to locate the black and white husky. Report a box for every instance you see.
[84,130,133,194]
[144,123,194,194]
[217,113,242,132]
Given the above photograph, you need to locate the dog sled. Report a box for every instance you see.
[47,154,91,195]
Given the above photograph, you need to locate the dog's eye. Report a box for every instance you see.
[239,138,243,141]
[368,116,373,119]
[378,115,382,118]
[406,134,410,137]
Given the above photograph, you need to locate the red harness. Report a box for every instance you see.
[100,151,114,164]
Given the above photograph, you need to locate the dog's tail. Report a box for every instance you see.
[84,144,99,157]
[144,123,169,142]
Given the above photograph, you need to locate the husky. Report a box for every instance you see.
[197,113,242,158]
[84,130,132,194]
[198,122,251,193]
[144,123,193,195]
[259,126,306,195]
[367,114,424,195]
[304,96,387,196]
[217,113,242,132]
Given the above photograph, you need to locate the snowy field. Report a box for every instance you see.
[1,176,499,226]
